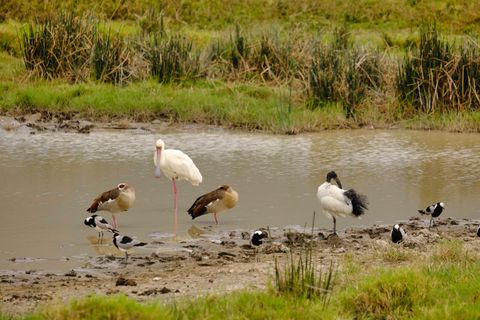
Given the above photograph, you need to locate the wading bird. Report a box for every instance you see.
[86,183,136,229]
[391,224,406,244]
[187,185,238,224]
[250,229,269,262]
[112,233,147,264]
[316,171,368,235]
[84,214,118,242]
[418,202,444,228]
[154,139,202,235]
[251,229,269,246]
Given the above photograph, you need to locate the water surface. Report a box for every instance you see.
[1,127,479,271]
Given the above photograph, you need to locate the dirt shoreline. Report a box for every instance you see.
[1,216,480,315]
[0,111,246,135]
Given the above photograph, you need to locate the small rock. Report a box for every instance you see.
[218,251,236,258]
[64,270,77,277]
[115,277,137,286]
[159,287,171,294]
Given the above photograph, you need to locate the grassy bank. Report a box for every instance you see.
[7,240,480,319]
[1,1,480,133]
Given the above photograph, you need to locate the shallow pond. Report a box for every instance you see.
[1,126,479,271]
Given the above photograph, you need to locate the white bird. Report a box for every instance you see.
[418,202,444,228]
[84,214,118,242]
[317,171,368,235]
[391,224,406,244]
[112,233,147,264]
[154,139,202,235]
[86,183,136,229]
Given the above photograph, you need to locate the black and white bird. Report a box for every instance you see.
[112,233,147,264]
[250,229,269,262]
[418,202,444,228]
[84,214,118,241]
[391,224,406,244]
[317,171,368,235]
[251,230,269,246]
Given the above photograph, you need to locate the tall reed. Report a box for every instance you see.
[144,34,202,83]
[93,32,134,84]
[21,13,96,82]
[396,25,480,113]
[274,245,334,302]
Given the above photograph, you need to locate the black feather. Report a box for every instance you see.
[84,216,95,227]
[134,242,148,247]
[251,230,268,246]
[344,189,368,217]
[391,226,404,244]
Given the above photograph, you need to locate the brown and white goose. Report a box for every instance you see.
[86,183,136,229]
[187,185,239,225]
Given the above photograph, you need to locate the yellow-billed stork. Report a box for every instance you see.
[316,171,368,235]
[154,138,202,235]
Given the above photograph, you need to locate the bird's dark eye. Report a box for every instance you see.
[119,184,125,188]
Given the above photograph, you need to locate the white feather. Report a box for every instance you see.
[154,143,202,186]
[317,182,353,218]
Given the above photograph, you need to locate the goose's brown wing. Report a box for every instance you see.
[187,188,225,219]
[86,187,120,213]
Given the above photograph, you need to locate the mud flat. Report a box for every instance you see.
[1,217,480,315]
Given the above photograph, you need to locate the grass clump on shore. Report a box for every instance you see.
[274,246,335,301]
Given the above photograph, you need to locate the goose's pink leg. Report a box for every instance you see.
[112,214,117,229]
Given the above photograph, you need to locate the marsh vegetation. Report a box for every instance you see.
[0,0,479,132]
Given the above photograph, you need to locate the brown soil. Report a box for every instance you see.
[0,112,225,134]
[1,217,480,316]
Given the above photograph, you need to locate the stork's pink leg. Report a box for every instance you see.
[172,180,178,236]
[214,213,219,225]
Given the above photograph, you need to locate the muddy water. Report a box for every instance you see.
[0,127,479,271]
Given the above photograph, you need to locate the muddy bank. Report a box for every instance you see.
[1,217,480,315]
[0,111,237,135]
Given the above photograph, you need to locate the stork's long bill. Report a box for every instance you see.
[155,147,162,178]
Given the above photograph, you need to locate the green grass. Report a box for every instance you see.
[1,51,480,133]
[1,2,480,133]
[0,77,350,133]
[14,266,479,319]
[7,241,480,319]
